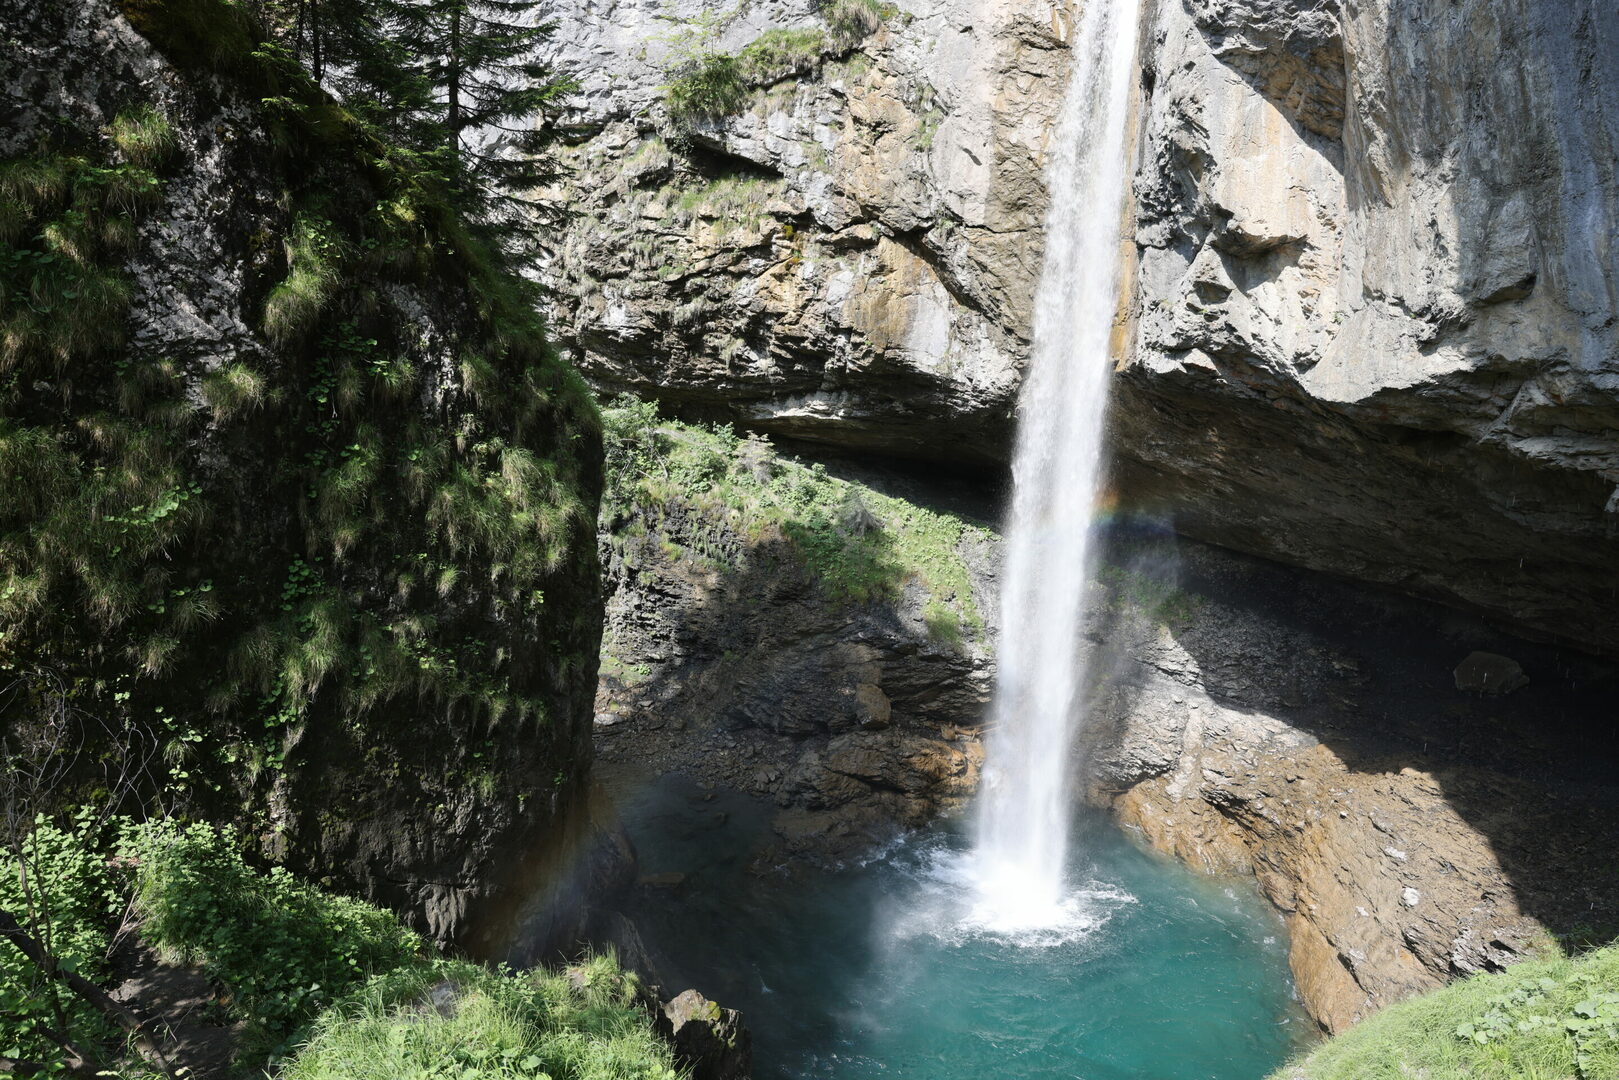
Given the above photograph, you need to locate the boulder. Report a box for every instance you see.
[657,989,753,1080]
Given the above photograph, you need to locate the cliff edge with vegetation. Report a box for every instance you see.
[1,0,604,943]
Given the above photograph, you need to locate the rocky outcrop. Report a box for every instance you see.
[2,0,603,943]
[1079,531,1619,1033]
[536,0,1082,462]
[591,413,994,858]
[1117,0,1619,655]
[657,989,754,1080]
[538,0,1619,653]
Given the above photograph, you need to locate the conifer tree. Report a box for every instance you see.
[379,0,573,209]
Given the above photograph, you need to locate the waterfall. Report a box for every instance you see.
[966,0,1141,933]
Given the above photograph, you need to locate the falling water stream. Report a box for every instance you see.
[508,2,1309,1073]
[966,0,1145,934]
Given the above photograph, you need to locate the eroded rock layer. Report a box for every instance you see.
[540,0,1619,652]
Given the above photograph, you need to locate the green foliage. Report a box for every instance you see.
[658,0,891,122]
[1,815,673,1075]
[124,820,422,1047]
[0,813,123,1067]
[4,0,603,829]
[0,130,160,369]
[108,105,179,172]
[281,956,681,1080]
[664,52,749,124]
[737,28,827,83]
[818,0,894,44]
[602,398,987,644]
[1097,564,1205,627]
[264,213,342,346]
[662,174,784,237]
[1275,945,1619,1080]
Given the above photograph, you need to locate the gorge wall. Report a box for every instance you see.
[537,0,1619,1036]
[1,0,604,943]
[538,0,1619,653]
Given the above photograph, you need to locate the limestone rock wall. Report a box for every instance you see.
[540,0,1619,651]
[536,0,1076,461]
[1118,0,1619,654]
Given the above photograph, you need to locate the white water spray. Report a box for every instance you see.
[966,0,1141,935]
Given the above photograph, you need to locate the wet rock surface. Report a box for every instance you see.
[1081,533,1619,1033]
[597,478,1619,1031]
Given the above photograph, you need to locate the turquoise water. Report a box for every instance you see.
[604,773,1310,1080]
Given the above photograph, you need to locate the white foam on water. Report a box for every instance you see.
[886,844,1137,950]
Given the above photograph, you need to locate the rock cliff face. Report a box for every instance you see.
[595,466,1619,1030]
[547,0,1619,1034]
[1118,0,1619,655]
[538,0,1619,651]
[2,0,603,942]
[590,411,996,859]
[1078,533,1619,1033]
[535,0,1074,462]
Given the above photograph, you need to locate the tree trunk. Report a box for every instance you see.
[446,2,463,164]
[0,908,177,1078]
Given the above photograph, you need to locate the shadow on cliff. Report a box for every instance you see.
[478,450,1002,1064]
[1087,512,1619,952]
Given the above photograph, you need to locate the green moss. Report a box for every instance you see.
[1275,944,1619,1080]
[0,137,157,368]
[602,398,988,645]
[1098,564,1206,627]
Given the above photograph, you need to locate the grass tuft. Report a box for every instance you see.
[108,105,178,171]
[263,213,341,346]
[281,956,679,1080]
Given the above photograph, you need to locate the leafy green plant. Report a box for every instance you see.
[281,956,680,1080]
[0,813,123,1067]
[124,819,423,1048]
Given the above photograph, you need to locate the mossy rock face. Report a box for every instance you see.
[1,0,603,941]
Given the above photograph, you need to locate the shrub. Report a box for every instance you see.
[664,52,749,124]
[124,820,423,1045]
[0,813,122,1065]
[281,956,680,1080]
